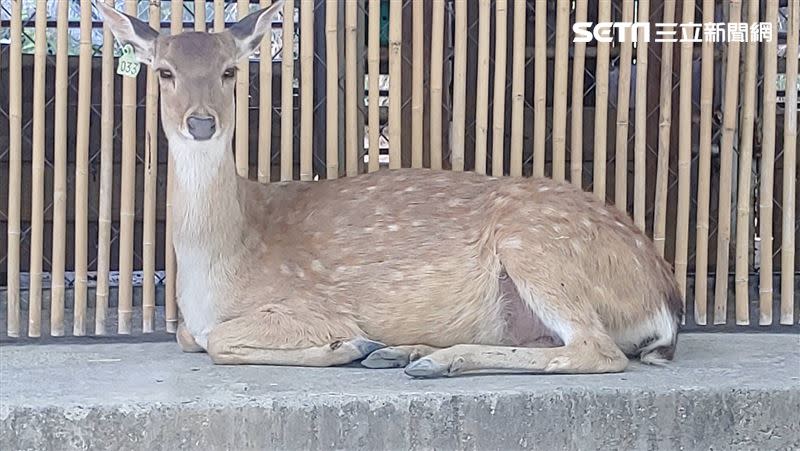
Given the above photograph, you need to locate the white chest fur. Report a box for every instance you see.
[175,243,219,348]
[170,137,224,349]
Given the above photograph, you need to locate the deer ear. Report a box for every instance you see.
[96,1,159,65]
[228,0,284,60]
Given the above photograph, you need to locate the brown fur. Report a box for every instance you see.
[100,1,682,377]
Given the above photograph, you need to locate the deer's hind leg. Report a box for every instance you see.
[207,306,385,366]
[405,254,628,378]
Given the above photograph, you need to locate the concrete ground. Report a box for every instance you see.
[1,333,798,451]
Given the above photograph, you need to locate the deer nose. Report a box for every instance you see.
[186,115,216,140]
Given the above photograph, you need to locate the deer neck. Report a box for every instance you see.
[169,134,245,263]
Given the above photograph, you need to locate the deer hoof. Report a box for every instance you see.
[362,348,410,368]
[404,357,448,378]
[350,338,386,357]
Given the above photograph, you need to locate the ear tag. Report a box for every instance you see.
[116,44,141,78]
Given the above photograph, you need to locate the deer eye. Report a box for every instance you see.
[222,67,236,79]
[158,69,173,80]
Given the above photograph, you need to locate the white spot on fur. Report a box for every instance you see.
[538,185,550,192]
[404,186,416,192]
[388,224,400,232]
[503,237,523,249]
[411,221,424,227]
[280,264,292,275]
[311,260,325,272]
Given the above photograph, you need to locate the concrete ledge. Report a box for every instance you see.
[1,334,798,450]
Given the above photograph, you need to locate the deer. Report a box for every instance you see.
[99,0,683,378]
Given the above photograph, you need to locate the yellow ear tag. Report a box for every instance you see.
[116,44,141,78]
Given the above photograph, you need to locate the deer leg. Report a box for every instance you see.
[176,320,205,353]
[361,345,441,368]
[404,335,628,378]
[206,313,385,366]
[405,255,628,377]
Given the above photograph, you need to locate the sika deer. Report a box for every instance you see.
[99,1,682,378]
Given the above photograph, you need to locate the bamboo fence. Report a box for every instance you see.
[1,1,798,338]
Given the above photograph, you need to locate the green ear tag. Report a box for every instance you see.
[116,44,141,78]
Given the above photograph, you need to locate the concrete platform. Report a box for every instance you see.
[1,333,798,450]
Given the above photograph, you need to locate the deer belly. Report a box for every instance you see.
[175,246,219,348]
[500,274,564,347]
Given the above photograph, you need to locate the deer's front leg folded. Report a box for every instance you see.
[205,308,385,366]
[176,320,205,353]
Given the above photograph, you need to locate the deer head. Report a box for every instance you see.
[98,1,283,144]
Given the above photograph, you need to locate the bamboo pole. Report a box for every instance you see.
[508,0,526,178]
[429,0,444,170]
[6,0,23,337]
[281,0,296,181]
[214,0,224,31]
[474,0,490,175]
[326,0,338,178]
[491,0,508,178]
[259,0,273,183]
[592,0,611,200]
[96,0,116,335]
[166,0,185,334]
[758,2,778,326]
[73,0,93,336]
[195,0,206,31]
[345,0,359,176]
[174,0,185,34]
[714,0,742,324]
[674,0,695,318]
[301,0,315,180]
[388,0,403,169]
[781,0,799,325]
[694,0,714,326]
[143,0,161,333]
[165,187,177,331]
[28,0,48,338]
[732,0,759,325]
[633,0,649,230]
[236,0,251,178]
[758,0,778,326]
[356,0,366,171]
[451,0,466,171]
[613,0,634,209]
[51,0,70,337]
[570,0,588,188]
[368,0,381,172]
[411,0,424,169]
[532,0,546,177]
[118,0,139,335]
[652,0,676,255]
[551,0,569,182]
